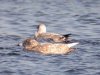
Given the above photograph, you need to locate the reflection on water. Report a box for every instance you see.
[0,0,100,75]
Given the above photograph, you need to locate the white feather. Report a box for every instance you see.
[67,42,79,48]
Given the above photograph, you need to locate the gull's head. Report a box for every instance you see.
[23,38,39,50]
[37,24,46,33]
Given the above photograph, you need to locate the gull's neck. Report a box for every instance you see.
[37,24,46,34]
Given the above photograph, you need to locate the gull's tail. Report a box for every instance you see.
[63,34,71,38]
[67,42,79,48]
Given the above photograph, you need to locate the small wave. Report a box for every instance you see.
[0,46,17,50]
[0,51,20,56]
[0,34,22,43]
[0,53,6,56]
[0,47,4,49]
[0,70,15,74]
[64,68,87,74]
[76,13,100,25]
[74,39,100,46]
[7,52,20,56]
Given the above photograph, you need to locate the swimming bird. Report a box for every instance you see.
[34,24,71,43]
[22,38,79,55]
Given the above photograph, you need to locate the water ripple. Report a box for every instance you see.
[76,13,100,25]
[0,0,100,75]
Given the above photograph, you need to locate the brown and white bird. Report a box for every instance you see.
[34,24,71,43]
[22,38,79,55]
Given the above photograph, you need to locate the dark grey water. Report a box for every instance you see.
[0,0,100,75]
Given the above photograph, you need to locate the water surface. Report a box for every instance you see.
[0,0,100,75]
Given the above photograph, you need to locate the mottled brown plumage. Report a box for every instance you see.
[23,38,78,54]
[34,24,71,43]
